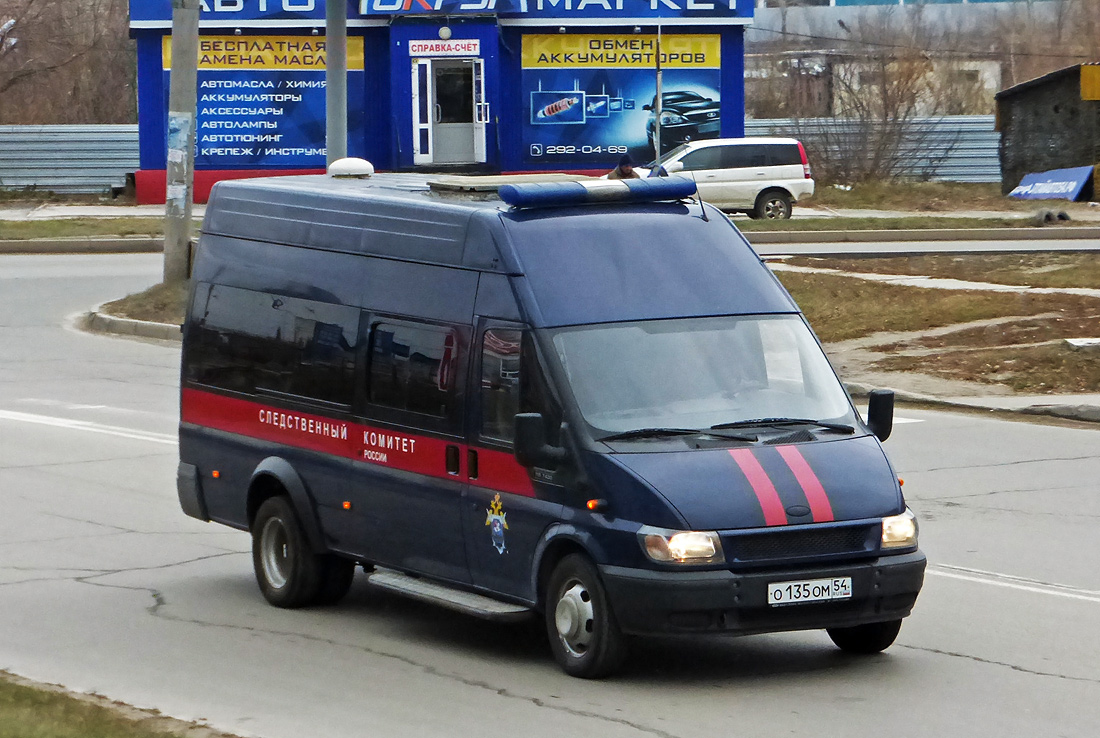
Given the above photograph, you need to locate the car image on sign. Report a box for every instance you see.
[768,577,853,606]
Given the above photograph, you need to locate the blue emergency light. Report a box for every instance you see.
[498,176,698,209]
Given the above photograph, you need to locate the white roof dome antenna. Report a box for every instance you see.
[328,158,375,178]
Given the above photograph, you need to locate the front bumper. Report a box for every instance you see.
[600,550,926,636]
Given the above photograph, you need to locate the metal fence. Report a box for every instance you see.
[747,115,1000,183]
[0,116,1000,193]
[0,125,140,194]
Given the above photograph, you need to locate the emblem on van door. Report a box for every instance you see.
[485,493,509,554]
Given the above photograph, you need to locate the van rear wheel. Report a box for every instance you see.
[252,496,324,608]
[751,190,793,220]
[545,554,627,678]
[827,619,903,654]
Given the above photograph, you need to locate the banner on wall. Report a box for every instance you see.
[162,36,365,169]
[520,34,720,167]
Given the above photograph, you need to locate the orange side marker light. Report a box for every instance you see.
[343,501,352,511]
[211,470,220,479]
[898,477,905,487]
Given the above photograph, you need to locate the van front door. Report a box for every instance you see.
[463,322,564,601]
[411,57,487,166]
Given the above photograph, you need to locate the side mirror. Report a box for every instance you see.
[642,104,653,111]
[514,413,568,469]
[866,389,894,442]
[664,160,684,174]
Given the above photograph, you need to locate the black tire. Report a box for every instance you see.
[545,554,627,678]
[315,556,356,606]
[752,189,793,220]
[827,619,903,654]
[251,496,325,608]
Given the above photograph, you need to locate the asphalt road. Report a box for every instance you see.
[1,253,1098,738]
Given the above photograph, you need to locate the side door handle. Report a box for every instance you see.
[446,445,460,475]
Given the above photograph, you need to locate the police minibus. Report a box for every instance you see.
[177,166,925,678]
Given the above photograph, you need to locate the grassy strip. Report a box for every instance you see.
[877,344,1100,394]
[0,218,166,240]
[783,253,1100,290]
[801,181,1045,212]
[100,282,189,325]
[0,675,192,738]
[773,270,1098,343]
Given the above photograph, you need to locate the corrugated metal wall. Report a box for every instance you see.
[0,125,140,194]
[0,117,999,192]
[747,115,1000,183]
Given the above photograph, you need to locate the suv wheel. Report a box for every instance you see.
[751,189,793,220]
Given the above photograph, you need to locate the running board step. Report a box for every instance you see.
[366,568,533,623]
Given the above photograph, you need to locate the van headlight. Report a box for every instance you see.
[640,528,724,565]
[881,509,918,549]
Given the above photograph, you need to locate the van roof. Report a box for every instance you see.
[200,174,799,326]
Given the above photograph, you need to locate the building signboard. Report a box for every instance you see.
[163,35,366,169]
[520,33,720,166]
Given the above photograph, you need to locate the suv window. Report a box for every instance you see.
[766,143,802,166]
[678,147,723,171]
[369,321,459,419]
[721,144,767,169]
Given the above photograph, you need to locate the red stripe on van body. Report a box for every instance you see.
[180,388,535,497]
[729,448,788,526]
[776,445,834,522]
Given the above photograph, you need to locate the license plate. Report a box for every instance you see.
[767,577,852,606]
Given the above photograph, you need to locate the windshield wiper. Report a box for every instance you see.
[599,427,759,442]
[710,418,855,434]
[598,427,701,442]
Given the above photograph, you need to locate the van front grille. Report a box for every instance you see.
[724,524,878,566]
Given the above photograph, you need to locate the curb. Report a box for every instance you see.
[745,226,1100,245]
[81,311,180,341]
[0,237,163,254]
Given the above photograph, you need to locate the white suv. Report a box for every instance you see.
[637,137,815,219]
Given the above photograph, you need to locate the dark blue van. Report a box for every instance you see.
[177,171,925,678]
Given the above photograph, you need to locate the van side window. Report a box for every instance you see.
[481,328,522,443]
[369,321,459,418]
[721,144,767,169]
[185,284,359,407]
[677,147,723,171]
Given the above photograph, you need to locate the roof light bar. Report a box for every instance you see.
[498,176,697,209]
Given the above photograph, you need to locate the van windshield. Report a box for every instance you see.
[549,315,858,437]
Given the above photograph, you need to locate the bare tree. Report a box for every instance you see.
[0,0,135,124]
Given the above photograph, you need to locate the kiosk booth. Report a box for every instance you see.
[129,0,753,203]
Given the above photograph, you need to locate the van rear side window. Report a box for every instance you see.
[369,321,459,419]
[184,284,359,407]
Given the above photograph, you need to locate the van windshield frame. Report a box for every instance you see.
[546,314,859,440]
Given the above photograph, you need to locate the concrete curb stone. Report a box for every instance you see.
[82,311,181,342]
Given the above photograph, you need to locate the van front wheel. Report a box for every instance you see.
[545,554,627,678]
[827,619,903,654]
[751,190,793,220]
[252,496,324,608]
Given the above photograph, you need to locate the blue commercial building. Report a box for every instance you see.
[129,0,753,203]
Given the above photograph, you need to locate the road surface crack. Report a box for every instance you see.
[898,644,1100,684]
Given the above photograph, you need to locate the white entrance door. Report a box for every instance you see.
[411,57,487,166]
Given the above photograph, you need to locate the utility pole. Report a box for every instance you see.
[164,0,200,284]
[654,24,662,160]
[326,0,348,164]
